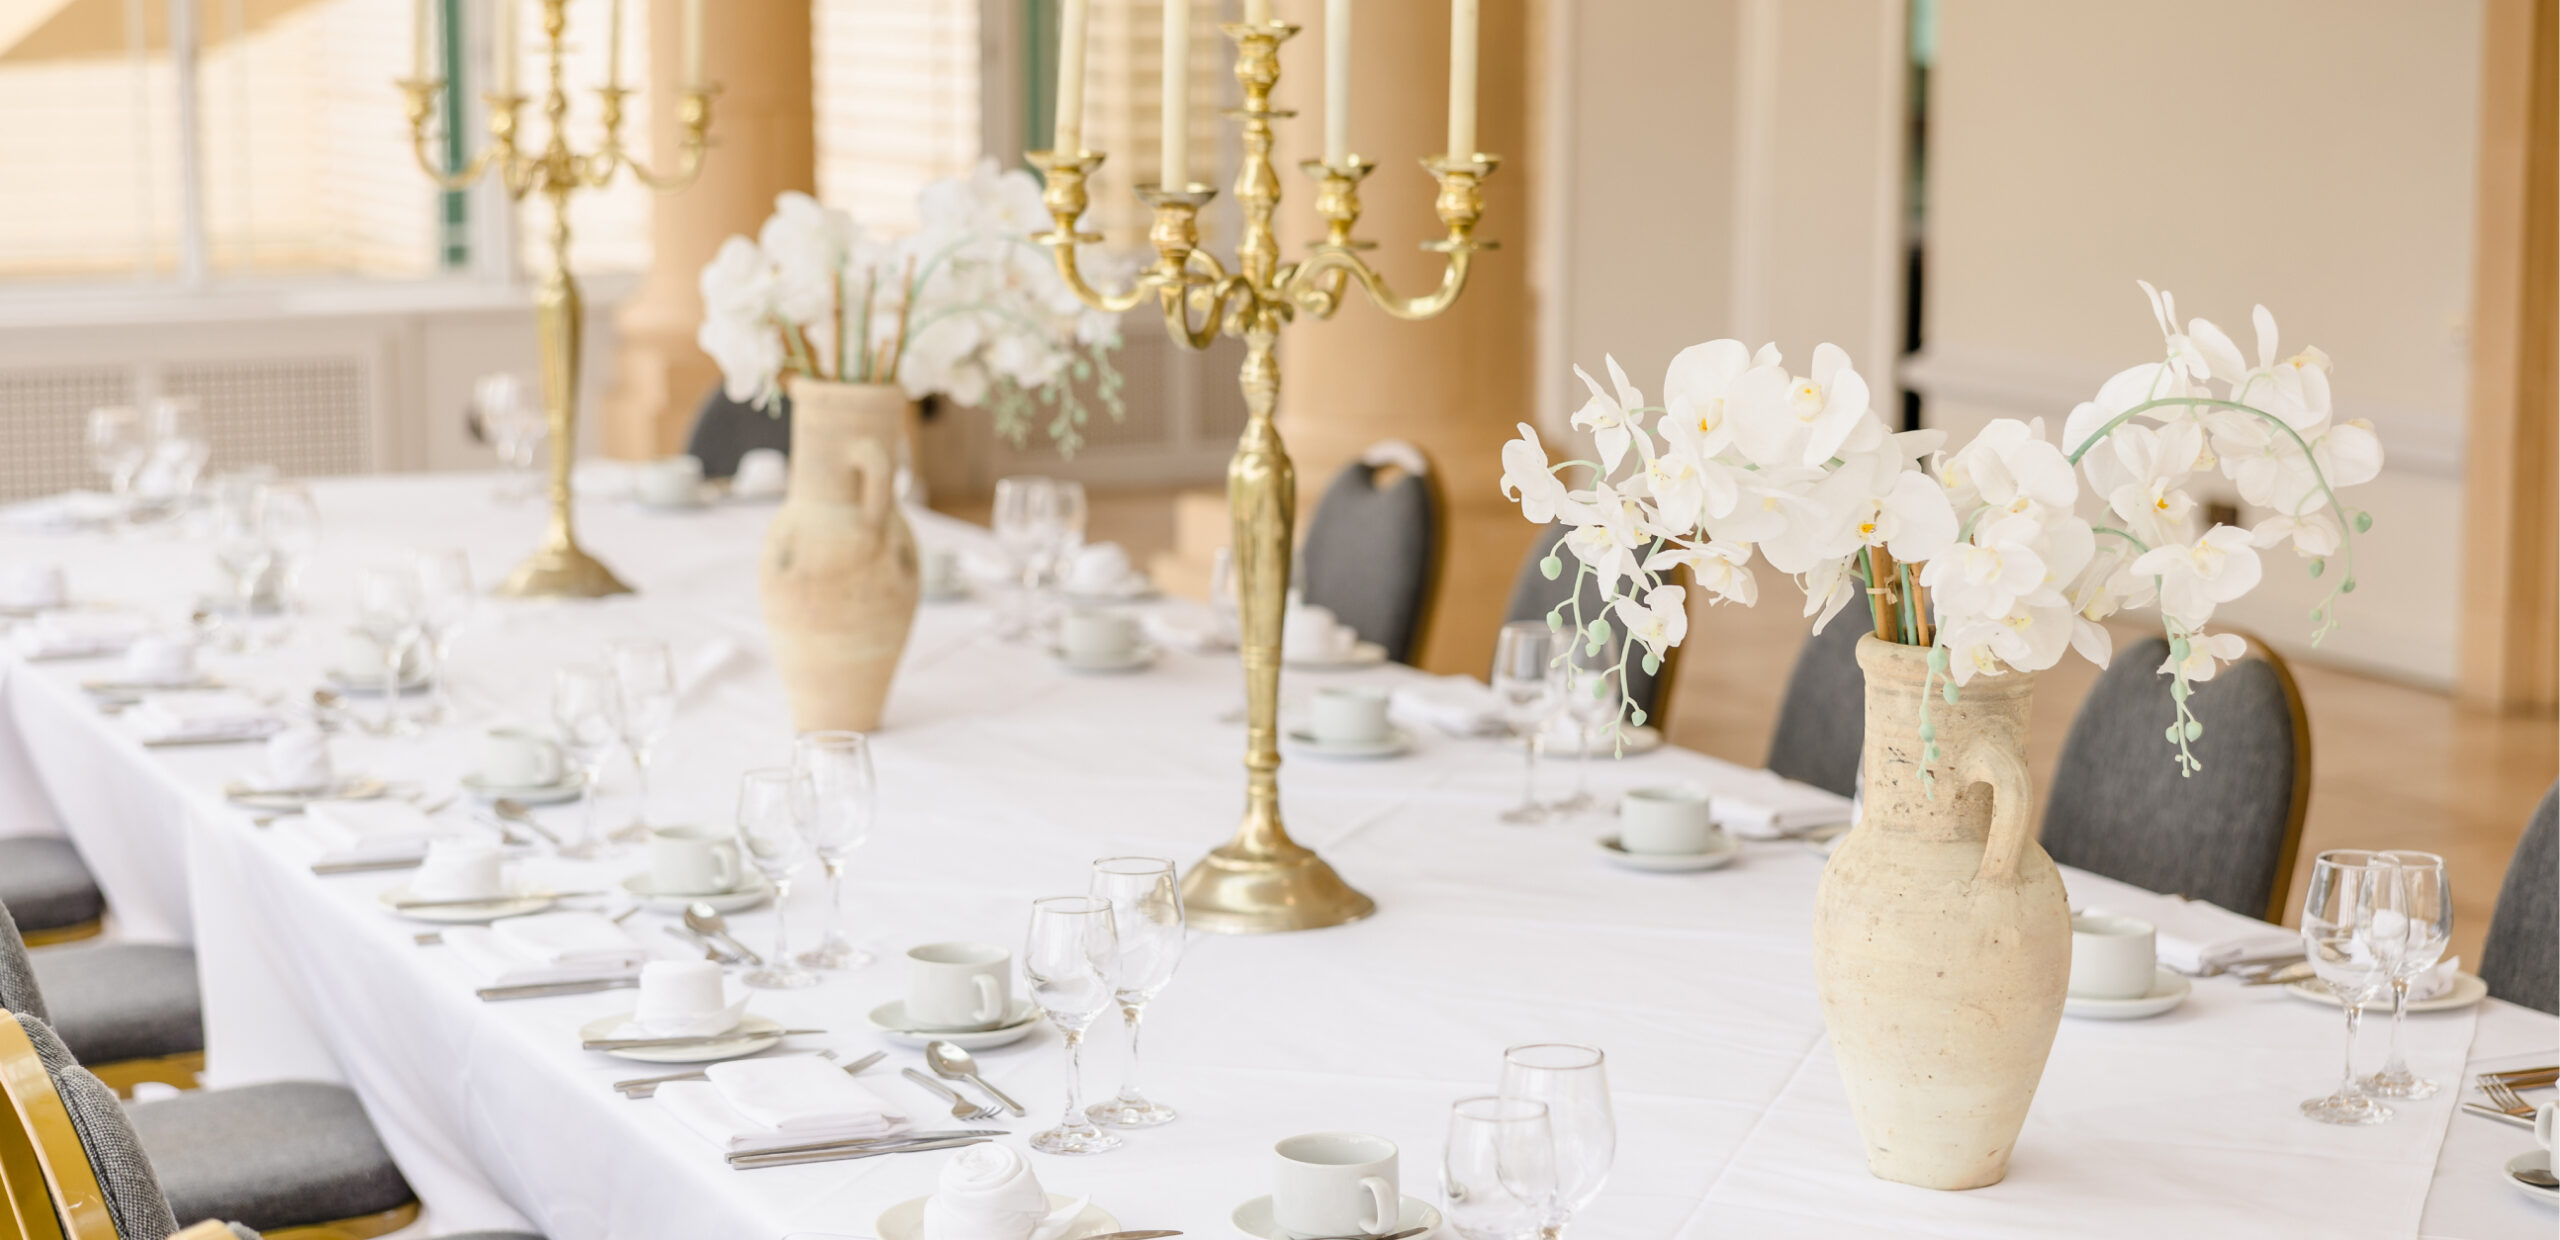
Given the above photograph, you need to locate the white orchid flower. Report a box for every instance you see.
[1855,470,1959,563]
[1660,340,1751,459]
[2131,525,2263,629]
[758,191,860,326]
[1720,344,1883,470]
[2159,629,2249,682]
[1647,542,1758,607]
[2088,421,2205,545]
[2249,508,2343,558]
[1612,583,1689,661]
[1921,512,2049,620]
[1500,424,1587,526]
[1571,357,1647,474]
[1799,555,1862,634]
[697,313,784,406]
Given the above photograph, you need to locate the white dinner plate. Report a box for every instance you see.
[1282,726,1413,760]
[2505,1151,2558,1205]
[1596,833,1738,873]
[619,872,772,915]
[877,1194,1120,1240]
[374,883,554,924]
[1050,644,1159,674]
[2063,968,2192,1020]
[1231,1194,1441,1240]
[461,771,589,806]
[579,1012,784,1064]
[2283,972,2489,1014]
[865,999,1042,1050]
[1284,641,1387,671]
[1540,725,1664,757]
[224,774,388,811]
[324,668,432,697]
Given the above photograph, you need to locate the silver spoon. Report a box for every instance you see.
[685,903,764,966]
[926,1040,1026,1116]
[2517,1165,2560,1189]
[488,798,563,849]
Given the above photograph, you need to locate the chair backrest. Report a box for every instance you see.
[0,1011,177,1240]
[682,387,793,480]
[1299,449,1443,665]
[1499,525,1685,727]
[0,902,48,1022]
[2481,784,2558,1014]
[2039,634,2310,922]
[1765,618,1871,798]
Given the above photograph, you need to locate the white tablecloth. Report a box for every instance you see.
[0,473,2550,1239]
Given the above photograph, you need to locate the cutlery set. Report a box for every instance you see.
[2459,1064,2554,1132]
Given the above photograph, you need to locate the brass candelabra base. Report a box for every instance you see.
[1180,835,1376,935]
[495,537,632,599]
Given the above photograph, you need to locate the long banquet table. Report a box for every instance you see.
[0,471,2550,1240]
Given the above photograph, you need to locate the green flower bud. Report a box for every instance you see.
[2183,720,2203,741]
[1539,554,1563,581]
[2341,578,2357,594]
[2169,636,2191,660]
[2354,510,2373,532]
[1918,722,1936,743]
[1642,652,1662,676]
[1629,707,1647,727]
[2308,558,2326,579]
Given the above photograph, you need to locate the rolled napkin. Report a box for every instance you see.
[659,1054,909,1155]
[625,959,747,1037]
[1140,607,1233,654]
[2403,956,2462,1002]
[16,611,150,660]
[0,563,66,611]
[2097,893,2300,975]
[129,691,282,745]
[1709,772,1855,839]
[492,910,651,969]
[121,634,198,686]
[444,912,651,988]
[1065,542,1140,596]
[1390,675,1510,737]
[4,491,121,535]
[921,1143,1089,1240]
[1282,600,1355,661]
[303,798,439,866]
[247,727,334,793]
[731,449,788,499]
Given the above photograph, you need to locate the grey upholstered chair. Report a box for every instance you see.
[0,837,106,944]
[4,1010,184,1240]
[1299,444,1443,665]
[1765,617,1871,798]
[683,386,793,480]
[2039,635,2310,922]
[2481,784,2557,1015]
[1503,525,1680,727]
[0,900,202,1095]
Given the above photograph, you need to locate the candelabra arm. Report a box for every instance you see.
[1291,245,1476,323]
[1283,154,1498,323]
[1025,150,1159,313]
[397,79,520,192]
[597,87,717,191]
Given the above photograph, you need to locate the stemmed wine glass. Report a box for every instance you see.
[145,397,211,514]
[1492,621,1560,825]
[354,562,424,737]
[209,481,273,650]
[414,549,474,723]
[1443,1096,1560,1240]
[1087,857,1184,1128]
[254,481,321,619]
[1553,628,1623,814]
[2300,849,2405,1125]
[790,730,875,970]
[606,639,677,842]
[1046,479,1089,589]
[736,767,819,989]
[1499,1044,1614,1235]
[1022,894,1122,1155]
[476,374,546,503]
[550,665,623,860]
[2361,851,2451,1100]
[992,476,1057,639]
[87,406,148,525]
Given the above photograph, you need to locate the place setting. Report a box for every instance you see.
[460,725,592,806]
[1281,686,1414,761]
[1051,609,1159,675]
[1595,785,1737,873]
[622,822,773,914]
[1281,596,1386,671]
[580,959,807,1063]
[1058,542,1158,605]
[80,632,223,699]
[375,839,596,924]
[867,942,1042,1050]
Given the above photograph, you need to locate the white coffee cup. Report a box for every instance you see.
[634,958,739,1035]
[919,545,962,597]
[731,449,788,499]
[410,839,505,902]
[2068,912,2159,1000]
[650,824,742,895]
[122,634,197,685]
[1309,685,1392,745]
[483,727,565,788]
[1619,785,1719,854]
[2536,1101,2556,1153]
[906,942,1012,1031]
[639,455,706,506]
[1060,610,1141,665]
[1272,1132,1398,1240]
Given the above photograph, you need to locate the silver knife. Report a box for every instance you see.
[617,1049,886,1098]
[477,977,640,1001]
[583,1028,825,1051]
[729,1135,991,1169]
[720,1128,1008,1160]
[2463,1102,2537,1129]
[389,890,606,910]
[312,857,423,876]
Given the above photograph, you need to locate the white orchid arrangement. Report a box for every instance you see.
[698,161,1129,454]
[1501,283,2382,777]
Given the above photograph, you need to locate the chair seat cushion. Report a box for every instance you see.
[131,1081,414,1232]
[0,836,105,930]
[30,942,203,1063]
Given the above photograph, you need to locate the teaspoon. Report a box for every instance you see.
[925,1040,1026,1116]
[684,903,764,966]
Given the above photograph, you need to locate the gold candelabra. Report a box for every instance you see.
[1030,21,1497,933]
[398,0,716,598]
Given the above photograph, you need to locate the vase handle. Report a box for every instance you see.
[1962,739,2034,885]
[845,436,895,532]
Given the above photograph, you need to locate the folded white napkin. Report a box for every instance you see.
[130,691,282,745]
[1140,607,1232,654]
[4,491,121,535]
[658,1055,908,1154]
[246,727,334,793]
[304,798,439,865]
[625,959,748,1036]
[0,564,66,611]
[121,634,198,685]
[1066,543,1142,596]
[2099,894,2300,975]
[1390,675,1509,737]
[1710,772,1855,839]
[731,449,788,499]
[493,910,650,968]
[1283,600,1356,660]
[16,611,149,660]
[2403,956,2462,1002]
[443,911,650,987]
[922,1143,1087,1240]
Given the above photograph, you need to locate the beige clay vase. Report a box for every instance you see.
[759,378,919,732]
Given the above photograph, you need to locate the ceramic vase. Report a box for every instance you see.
[1811,635,2071,1190]
[759,377,919,732]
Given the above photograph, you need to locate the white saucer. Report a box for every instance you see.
[2063,969,2192,1020]
[1284,640,1388,671]
[224,774,388,811]
[633,488,714,512]
[1597,833,1739,872]
[1540,725,1664,756]
[324,668,432,696]
[1062,580,1159,605]
[2284,972,2489,1013]
[619,872,772,914]
[461,770,589,806]
[1282,726,1414,760]
[1051,644,1158,674]
[878,1194,1120,1240]
[579,1011,783,1063]
[2506,1151,2558,1205]
[1232,1194,1441,1240]
[374,882,553,924]
[865,999,1042,1050]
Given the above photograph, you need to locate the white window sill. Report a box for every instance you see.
[0,272,644,331]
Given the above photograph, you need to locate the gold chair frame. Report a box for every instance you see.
[18,923,101,952]
[2237,631,2315,925]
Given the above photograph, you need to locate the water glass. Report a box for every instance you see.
[2300,849,2405,1125]
[736,767,818,989]
[790,731,875,970]
[209,483,273,647]
[254,480,321,616]
[1500,1044,1614,1231]
[476,373,546,503]
[1443,1096,1559,1240]
[87,406,148,519]
[1087,857,1184,1128]
[1023,894,1121,1155]
[607,638,677,841]
[1492,621,1560,824]
[1554,628,1623,814]
[2361,852,2451,1100]
[355,562,423,737]
[550,664,623,860]
[415,549,474,722]
[993,476,1059,639]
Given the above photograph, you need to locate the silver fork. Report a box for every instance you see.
[904,1067,1002,1121]
[2480,1077,2536,1116]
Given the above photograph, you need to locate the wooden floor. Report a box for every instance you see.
[970,485,2558,964]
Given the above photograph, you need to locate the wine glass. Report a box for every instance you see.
[736,768,819,989]
[1492,621,1560,824]
[87,406,148,521]
[1500,1044,1614,1233]
[1086,857,1184,1128]
[208,482,273,650]
[992,476,1055,639]
[1022,894,1122,1155]
[1442,1096,1560,1240]
[1208,546,1239,645]
[790,730,875,970]
[1046,479,1089,585]
[550,665,622,860]
[476,373,545,503]
[2300,849,2405,1125]
[414,549,474,724]
[2360,852,2451,1100]
[253,481,321,618]
[1553,627,1624,814]
[145,397,211,511]
[606,639,677,842]
[354,562,423,737]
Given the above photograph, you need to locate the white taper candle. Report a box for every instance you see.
[1447,0,1478,157]
[605,0,624,90]
[682,0,705,88]
[1244,0,1271,24]
[1324,0,1351,165]
[493,0,517,96]
[413,0,434,81]
[1160,0,1190,187]
[1053,0,1089,152]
